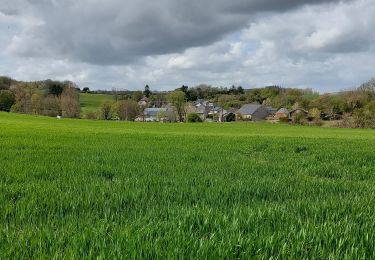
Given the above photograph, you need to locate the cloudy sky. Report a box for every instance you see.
[0,0,374,92]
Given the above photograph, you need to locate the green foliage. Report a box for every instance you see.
[82,87,90,93]
[187,113,203,122]
[0,76,16,90]
[167,90,187,122]
[352,101,375,128]
[291,111,307,125]
[45,80,66,96]
[2,113,375,258]
[279,117,289,123]
[144,85,151,98]
[225,112,236,122]
[0,90,15,112]
[309,108,321,120]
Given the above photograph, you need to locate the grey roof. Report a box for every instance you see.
[266,106,277,114]
[277,108,289,114]
[237,104,263,115]
[192,106,206,114]
[290,109,308,114]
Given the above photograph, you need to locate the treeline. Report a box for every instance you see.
[94,100,141,121]
[2,75,375,128]
[0,76,80,117]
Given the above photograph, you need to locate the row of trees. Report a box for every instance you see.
[96,100,140,121]
[0,77,80,117]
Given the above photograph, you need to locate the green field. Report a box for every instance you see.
[1,112,375,258]
[80,93,113,117]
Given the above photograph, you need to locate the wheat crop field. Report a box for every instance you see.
[1,112,375,258]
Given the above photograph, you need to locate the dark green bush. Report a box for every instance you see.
[187,113,203,123]
[0,90,15,112]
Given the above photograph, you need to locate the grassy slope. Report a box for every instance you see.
[1,112,375,258]
[80,93,113,116]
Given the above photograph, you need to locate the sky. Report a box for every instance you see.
[0,0,374,92]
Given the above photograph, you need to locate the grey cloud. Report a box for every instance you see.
[222,0,349,13]
[2,0,374,93]
[6,0,344,65]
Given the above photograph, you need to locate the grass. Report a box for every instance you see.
[1,112,375,258]
[80,93,113,117]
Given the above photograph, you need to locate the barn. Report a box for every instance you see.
[236,104,271,121]
[275,108,290,119]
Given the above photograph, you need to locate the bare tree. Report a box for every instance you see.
[115,100,140,121]
[42,95,60,117]
[99,102,113,120]
[60,86,80,118]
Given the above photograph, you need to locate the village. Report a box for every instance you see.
[136,97,308,123]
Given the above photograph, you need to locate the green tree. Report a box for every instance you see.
[167,90,187,122]
[132,91,144,102]
[0,90,15,112]
[309,108,321,120]
[0,76,15,90]
[144,85,151,98]
[187,113,203,122]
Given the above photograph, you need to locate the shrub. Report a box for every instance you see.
[309,108,321,120]
[279,117,289,123]
[85,112,98,120]
[99,102,113,120]
[352,102,375,128]
[312,119,324,126]
[291,112,307,125]
[226,113,236,122]
[187,113,203,123]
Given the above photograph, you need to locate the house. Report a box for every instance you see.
[187,105,208,121]
[236,104,272,121]
[207,106,222,121]
[141,107,174,122]
[265,106,277,115]
[219,108,237,122]
[138,97,149,107]
[275,108,289,119]
[193,99,209,107]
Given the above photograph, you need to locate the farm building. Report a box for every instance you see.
[275,108,290,119]
[236,104,271,121]
[141,107,175,122]
[187,105,208,121]
[265,106,277,115]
